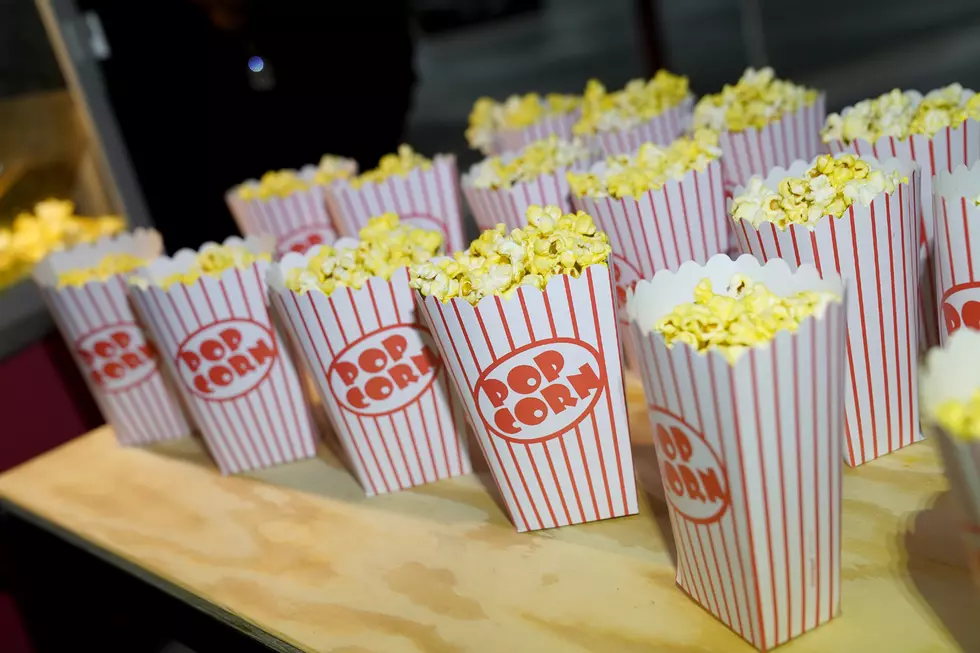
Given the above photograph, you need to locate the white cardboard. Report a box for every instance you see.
[326,155,466,252]
[627,254,846,651]
[585,95,694,157]
[127,236,318,474]
[733,156,920,467]
[933,162,980,344]
[827,100,980,351]
[493,111,579,156]
[33,230,191,446]
[268,253,471,496]
[417,264,637,532]
[920,329,980,586]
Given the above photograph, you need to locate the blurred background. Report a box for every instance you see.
[2,0,980,647]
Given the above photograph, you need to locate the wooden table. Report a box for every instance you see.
[0,377,977,652]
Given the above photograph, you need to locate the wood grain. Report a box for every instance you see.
[0,376,976,653]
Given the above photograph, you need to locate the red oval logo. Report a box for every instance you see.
[276,226,335,256]
[75,323,158,393]
[650,408,730,524]
[399,212,449,241]
[327,324,442,417]
[474,338,606,444]
[612,254,642,322]
[941,281,980,337]
[175,319,278,401]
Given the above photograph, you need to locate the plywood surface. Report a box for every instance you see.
[0,377,976,653]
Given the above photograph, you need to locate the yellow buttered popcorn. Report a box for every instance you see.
[568,129,721,199]
[286,213,442,295]
[655,274,840,363]
[159,244,270,288]
[934,389,980,441]
[823,84,980,144]
[312,154,356,185]
[470,135,593,189]
[574,71,689,135]
[351,145,431,188]
[57,253,146,287]
[693,67,818,133]
[730,153,906,229]
[410,204,610,305]
[466,93,581,153]
[237,155,354,201]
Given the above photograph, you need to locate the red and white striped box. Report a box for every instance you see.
[326,155,466,252]
[627,254,847,651]
[571,158,728,363]
[921,329,980,588]
[932,162,980,344]
[268,247,471,496]
[33,230,192,446]
[127,236,318,474]
[826,99,980,352]
[462,154,595,233]
[733,156,921,467]
[492,112,579,156]
[417,264,637,532]
[583,95,694,157]
[226,161,357,257]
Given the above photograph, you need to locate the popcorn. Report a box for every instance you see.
[351,145,431,188]
[0,199,125,290]
[822,84,980,144]
[285,213,442,295]
[730,153,906,229]
[57,253,147,287]
[470,135,593,190]
[159,244,270,288]
[410,204,610,304]
[466,93,580,153]
[574,71,689,135]
[973,193,980,207]
[237,155,354,200]
[934,390,980,441]
[693,67,818,132]
[654,274,840,363]
[567,129,721,199]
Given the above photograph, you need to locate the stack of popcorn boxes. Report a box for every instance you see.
[226,155,357,256]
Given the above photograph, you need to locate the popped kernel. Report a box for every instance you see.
[654,274,840,363]
[0,199,125,290]
[470,135,593,189]
[693,67,818,132]
[973,193,980,207]
[934,389,980,441]
[351,145,431,188]
[567,129,721,199]
[238,155,354,200]
[410,204,610,304]
[822,84,980,144]
[574,71,689,135]
[466,93,581,153]
[730,154,906,229]
[285,213,442,295]
[159,244,270,288]
[312,154,356,186]
[57,253,147,287]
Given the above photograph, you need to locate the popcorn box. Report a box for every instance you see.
[627,254,847,651]
[826,99,980,352]
[268,248,471,496]
[586,95,694,157]
[932,163,980,344]
[33,230,192,446]
[572,158,728,361]
[920,329,980,587]
[128,236,318,474]
[733,156,920,466]
[462,156,595,233]
[326,155,466,252]
[493,112,579,156]
[226,161,356,257]
[417,264,638,532]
